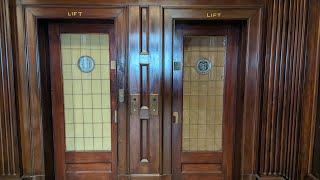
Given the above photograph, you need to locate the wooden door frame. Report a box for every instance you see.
[163,7,263,179]
[299,0,320,179]
[15,6,127,179]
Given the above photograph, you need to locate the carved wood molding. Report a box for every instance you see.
[259,0,309,179]
[0,0,20,177]
[18,0,263,7]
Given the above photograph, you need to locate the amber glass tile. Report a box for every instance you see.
[61,33,112,152]
[182,36,226,152]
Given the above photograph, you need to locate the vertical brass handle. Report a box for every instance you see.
[173,112,179,124]
[114,110,117,124]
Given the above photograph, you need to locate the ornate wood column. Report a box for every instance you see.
[259,0,308,179]
[0,0,20,178]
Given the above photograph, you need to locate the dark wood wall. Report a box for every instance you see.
[259,0,308,179]
[0,0,319,179]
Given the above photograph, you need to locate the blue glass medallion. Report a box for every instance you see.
[196,58,212,74]
[78,56,95,73]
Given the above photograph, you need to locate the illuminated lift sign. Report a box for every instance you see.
[206,11,222,18]
[67,11,83,17]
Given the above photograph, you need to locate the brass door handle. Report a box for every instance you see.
[173,112,179,124]
[114,110,117,124]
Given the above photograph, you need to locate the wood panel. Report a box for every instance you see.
[0,0,20,178]
[66,163,111,172]
[259,0,308,179]
[311,97,320,178]
[128,6,162,174]
[65,163,112,180]
[181,152,222,164]
[299,0,320,179]
[182,164,222,173]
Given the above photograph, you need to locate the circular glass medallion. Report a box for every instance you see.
[78,56,95,73]
[196,58,212,74]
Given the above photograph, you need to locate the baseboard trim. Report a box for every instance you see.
[0,176,21,180]
[118,174,171,180]
[257,175,287,180]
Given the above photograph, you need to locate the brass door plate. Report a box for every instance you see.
[130,94,140,115]
[150,94,159,116]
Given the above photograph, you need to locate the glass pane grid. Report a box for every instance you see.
[182,36,226,152]
[61,33,112,152]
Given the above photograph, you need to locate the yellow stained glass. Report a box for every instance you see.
[182,36,226,152]
[61,33,112,151]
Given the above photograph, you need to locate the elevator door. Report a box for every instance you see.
[172,23,241,179]
[49,23,117,180]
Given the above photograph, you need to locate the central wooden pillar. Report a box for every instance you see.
[128,6,162,175]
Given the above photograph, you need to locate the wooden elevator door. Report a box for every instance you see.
[172,22,242,180]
